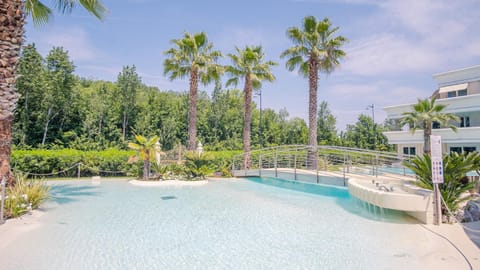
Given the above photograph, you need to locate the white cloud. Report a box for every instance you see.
[41,27,99,62]
[342,0,480,77]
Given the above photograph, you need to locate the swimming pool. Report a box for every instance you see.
[0,178,469,269]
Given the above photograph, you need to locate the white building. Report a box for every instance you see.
[383,65,480,156]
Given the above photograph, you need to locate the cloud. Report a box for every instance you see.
[40,27,99,62]
[341,0,480,77]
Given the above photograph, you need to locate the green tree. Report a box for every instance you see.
[400,97,459,155]
[128,135,159,180]
[317,101,338,145]
[163,32,223,150]
[0,0,105,186]
[117,65,141,142]
[13,44,47,146]
[226,46,276,169]
[281,16,347,168]
[343,114,390,150]
[41,47,76,146]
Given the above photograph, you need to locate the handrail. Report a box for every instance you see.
[232,144,414,180]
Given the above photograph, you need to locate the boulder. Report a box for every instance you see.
[463,199,480,222]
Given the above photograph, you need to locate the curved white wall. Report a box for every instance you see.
[348,178,434,224]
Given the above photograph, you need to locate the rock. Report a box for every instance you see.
[463,199,480,222]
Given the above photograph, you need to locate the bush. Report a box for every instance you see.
[11,148,139,178]
[206,150,241,177]
[184,152,215,180]
[403,152,477,216]
[4,172,50,218]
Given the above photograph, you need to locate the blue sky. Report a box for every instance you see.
[25,0,480,130]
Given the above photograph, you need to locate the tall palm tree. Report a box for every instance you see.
[163,32,223,150]
[128,135,159,181]
[281,16,347,169]
[226,46,277,169]
[400,97,459,155]
[0,0,105,186]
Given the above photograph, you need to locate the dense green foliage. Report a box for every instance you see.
[341,114,392,151]
[403,152,478,216]
[11,148,137,177]
[13,44,392,155]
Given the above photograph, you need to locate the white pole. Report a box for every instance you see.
[433,183,442,225]
[430,135,444,225]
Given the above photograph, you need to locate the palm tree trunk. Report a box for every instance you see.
[188,68,198,151]
[0,0,25,186]
[424,121,432,155]
[243,75,252,170]
[0,116,14,186]
[143,150,150,180]
[308,58,318,169]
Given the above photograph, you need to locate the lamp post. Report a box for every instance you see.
[367,104,376,150]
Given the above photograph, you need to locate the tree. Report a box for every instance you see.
[317,101,338,145]
[41,47,76,146]
[400,97,459,155]
[117,65,141,141]
[128,135,159,181]
[163,32,222,150]
[226,46,276,169]
[343,114,390,150]
[0,0,105,186]
[281,16,347,169]
[13,44,47,146]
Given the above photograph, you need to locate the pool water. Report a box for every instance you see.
[0,178,454,269]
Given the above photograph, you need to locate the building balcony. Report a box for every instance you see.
[384,94,480,119]
[383,126,480,144]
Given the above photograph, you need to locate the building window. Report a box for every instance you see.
[447,91,457,98]
[463,147,476,153]
[403,147,416,155]
[460,116,470,127]
[458,89,467,96]
[450,147,462,153]
[432,121,440,129]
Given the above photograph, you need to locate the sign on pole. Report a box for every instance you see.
[430,135,444,184]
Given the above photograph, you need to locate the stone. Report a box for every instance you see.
[463,199,480,222]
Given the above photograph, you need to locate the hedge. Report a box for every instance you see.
[11,149,139,178]
[11,149,242,178]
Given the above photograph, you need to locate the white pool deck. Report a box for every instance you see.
[0,177,479,269]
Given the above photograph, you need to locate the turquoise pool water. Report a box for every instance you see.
[0,178,446,269]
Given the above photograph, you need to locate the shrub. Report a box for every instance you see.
[403,152,477,216]
[4,173,50,218]
[11,148,139,178]
[184,152,215,180]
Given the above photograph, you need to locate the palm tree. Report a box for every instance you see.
[281,16,347,169]
[163,32,223,150]
[226,46,277,169]
[128,135,159,181]
[400,97,459,155]
[0,0,105,186]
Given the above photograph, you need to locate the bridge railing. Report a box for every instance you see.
[232,145,414,185]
